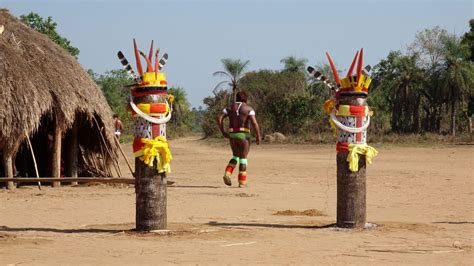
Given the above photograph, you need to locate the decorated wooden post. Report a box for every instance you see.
[117,39,173,231]
[308,49,378,228]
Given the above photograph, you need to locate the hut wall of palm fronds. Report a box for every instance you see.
[0,9,118,181]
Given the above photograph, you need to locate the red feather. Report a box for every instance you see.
[139,50,153,73]
[356,48,364,84]
[346,50,359,78]
[326,52,340,85]
[133,39,143,76]
[147,40,154,72]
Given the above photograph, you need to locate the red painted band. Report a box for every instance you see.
[238,174,247,181]
[131,91,168,97]
[336,142,350,152]
[133,138,145,153]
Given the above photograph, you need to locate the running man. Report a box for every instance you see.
[217,91,261,187]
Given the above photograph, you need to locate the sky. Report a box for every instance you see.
[1,0,472,107]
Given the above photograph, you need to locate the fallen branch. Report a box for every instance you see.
[24,130,41,190]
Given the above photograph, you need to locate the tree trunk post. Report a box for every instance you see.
[451,101,456,137]
[469,116,472,134]
[124,45,173,231]
[337,152,366,227]
[52,124,62,187]
[135,158,167,230]
[132,92,171,231]
[313,49,378,229]
[333,95,371,229]
[3,151,15,190]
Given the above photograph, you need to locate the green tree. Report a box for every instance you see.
[461,19,474,62]
[280,56,308,73]
[266,94,321,134]
[461,19,474,133]
[203,69,325,137]
[202,89,232,137]
[190,106,205,133]
[20,12,80,58]
[239,70,316,134]
[213,58,250,100]
[168,87,194,136]
[91,69,133,134]
[169,87,190,123]
[372,51,425,133]
[408,26,448,70]
[372,24,474,135]
[441,33,474,136]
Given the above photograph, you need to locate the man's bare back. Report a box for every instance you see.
[225,102,253,129]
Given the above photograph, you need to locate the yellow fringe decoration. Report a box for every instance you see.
[139,136,172,173]
[323,99,337,135]
[323,99,335,114]
[347,143,378,172]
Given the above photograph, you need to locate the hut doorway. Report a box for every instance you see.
[12,114,58,178]
[3,111,114,183]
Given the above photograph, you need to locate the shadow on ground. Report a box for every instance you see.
[207,221,336,229]
[432,221,474,225]
[0,226,125,234]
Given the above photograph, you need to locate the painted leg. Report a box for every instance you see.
[238,138,250,187]
[238,158,247,187]
[223,156,239,186]
[223,138,240,186]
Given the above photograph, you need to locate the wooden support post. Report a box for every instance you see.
[51,125,62,187]
[0,177,135,184]
[3,152,15,190]
[337,153,366,228]
[65,122,78,185]
[135,158,167,231]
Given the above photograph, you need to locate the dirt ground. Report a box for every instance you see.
[1,137,473,265]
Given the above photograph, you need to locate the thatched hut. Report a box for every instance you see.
[0,9,118,188]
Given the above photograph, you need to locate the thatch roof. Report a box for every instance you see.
[0,9,117,160]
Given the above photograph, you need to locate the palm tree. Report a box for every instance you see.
[280,56,308,73]
[213,58,250,101]
[441,34,474,136]
[373,51,425,133]
[461,19,474,62]
[168,87,190,127]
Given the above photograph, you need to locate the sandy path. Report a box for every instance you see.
[1,137,473,265]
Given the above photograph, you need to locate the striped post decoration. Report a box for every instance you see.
[118,40,173,231]
[308,49,378,229]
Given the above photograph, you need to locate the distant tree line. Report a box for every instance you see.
[20,12,473,140]
[204,21,474,138]
[370,23,473,136]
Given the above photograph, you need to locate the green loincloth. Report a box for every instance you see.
[229,132,252,140]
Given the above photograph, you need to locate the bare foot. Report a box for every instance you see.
[223,174,232,186]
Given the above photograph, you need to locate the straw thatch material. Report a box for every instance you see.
[0,9,117,171]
